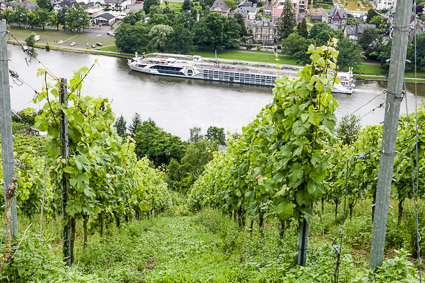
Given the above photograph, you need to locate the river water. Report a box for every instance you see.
[7,45,425,140]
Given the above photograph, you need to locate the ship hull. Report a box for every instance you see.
[128,57,354,94]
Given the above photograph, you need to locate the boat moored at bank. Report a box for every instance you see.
[128,53,355,94]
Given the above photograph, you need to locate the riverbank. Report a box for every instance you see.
[7,27,425,83]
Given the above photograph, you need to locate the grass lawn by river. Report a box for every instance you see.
[7,27,115,50]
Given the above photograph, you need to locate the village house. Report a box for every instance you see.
[251,19,277,45]
[93,12,115,25]
[371,0,396,11]
[344,24,376,40]
[272,0,300,24]
[103,0,129,10]
[232,0,257,28]
[326,7,347,30]
[1,1,38,12]
[210,0,230,17]
[85,3,105,21]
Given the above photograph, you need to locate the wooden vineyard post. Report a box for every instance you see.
[59,78,72,266]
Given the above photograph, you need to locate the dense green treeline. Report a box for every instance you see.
[0,4,90,32]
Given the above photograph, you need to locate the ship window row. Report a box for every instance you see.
[152,66,183,72]
[157,70,183,75]
[203,70,276,79]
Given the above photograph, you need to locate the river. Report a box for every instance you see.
[7,45,425,140]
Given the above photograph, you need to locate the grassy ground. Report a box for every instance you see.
[5,196,420,282]
[160,1,183,11]
[354,64,388,76]
[339,0,369,11]
[7,27,115,51]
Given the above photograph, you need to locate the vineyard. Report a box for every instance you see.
[0,41,423,281]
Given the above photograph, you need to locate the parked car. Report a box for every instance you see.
[58,40,64,44]
[34,35,40,41]
[70,42,76,46]
[107,31,115,37]
[96,42,103,46]
[92,44,96,48]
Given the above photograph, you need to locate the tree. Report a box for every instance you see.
[337,114,361,145]
[36,0,52,10]
[168,23,194,53]
[298,17,308,38]
[25,32,36,47]
[358,28,381,59]
[122,12,142,25]
[129,113,142,136]
[337,38,364,71]
[347,17,359,25]
[193,13,241,50]
[134,120,187,166]
[115,22,150,53]
[148,14,172,26]
[282,33,306,55]
[114,115,127,138]
[57,6,68,30]
[189,127,203,143]
[366,8,378,23]
[369,15,382,28]
[12,5,28,28]
[278,0,296,39]
[205,126,226,145]
[182,0,193,11]
[148,24,174,52]
[233,12,247,36]
[65,5,90,32]
[377,40,392,69]
[0,8,14,23]
[166,140,219,193]
[143,0,160,14]
[32,9,51,30]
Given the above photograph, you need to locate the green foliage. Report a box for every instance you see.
[65,5,90,32]
[294,22,363,70]
[1,233,103,282]
[11,122,31,135]
[189,126,203,143]
[134,119,187,166]
[29,66,170,263]
[282,33,306,55]
[128,112,142,136]
[193,13,242,50]
[190,40,339,224]
[278,0,296,39]
[298,18,308,38]
[144,0,161,14]
[113,115,127,138]
[205,126,225,145]
[358,28,381,59]
[336,114,361,145]
[25,32,36,47]
[148,24,174,52]
[115,22,150,53]
[347,17,359,25]
[166,139,219,193]
[182,0,193,11]
[355,250,419,282]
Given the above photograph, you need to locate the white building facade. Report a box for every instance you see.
[372,0,396,11]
